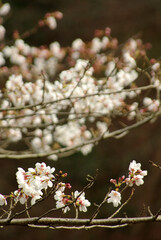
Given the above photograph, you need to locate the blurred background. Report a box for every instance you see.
[1,0,161,239]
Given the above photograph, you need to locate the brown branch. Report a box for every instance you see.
[0,215,161,229]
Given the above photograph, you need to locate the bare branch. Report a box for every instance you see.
[0,215,161,229]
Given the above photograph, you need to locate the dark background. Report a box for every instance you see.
[1,0,161,239]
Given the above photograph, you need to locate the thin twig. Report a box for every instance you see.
[149,160,161,170]
[108,188,135,219]
[89,188,111,223]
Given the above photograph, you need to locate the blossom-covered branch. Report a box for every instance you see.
[0,160,153,230]
[0,2,160,161]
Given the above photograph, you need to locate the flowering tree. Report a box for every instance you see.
[0,2,160,231]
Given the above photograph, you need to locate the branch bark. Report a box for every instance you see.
[0,215,160,229]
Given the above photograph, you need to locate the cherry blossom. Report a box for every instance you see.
[108,160,148,207]
[107,190,121,207]
[74,191,91,212]
[46,16,57,30]
[54,190,70,213]
[126,160,147,187]
[0,194,7,206]
[54,183,71,213]
[0,19,159,159]
[15,162,55,205]
[0,3,10,16]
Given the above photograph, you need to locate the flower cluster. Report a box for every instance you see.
[107,160,147,207]
[0,2,160,160]
[0,162,91,215]
[0,160,148,216]
[54,183,91,213]
[14,162,55,205]
[54,182,72,213]
[0,162,55,206]
[126,160,148,187]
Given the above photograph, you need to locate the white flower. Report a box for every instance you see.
[102,36,109,48]
[0,194,7,206]
[152,62,160,72]
[127,160,147,187]
[8,128,22,142]
[56,183,66,192]
[123,51,136,69]
[55,198,70,213]
[43,133,53,145]
[16,168,26,188]
[14,190,28,205]
[143,97,153,107]
[34,129,42,137]
[133,175,144,186]
[31,137,42,151]
[10,53,26,65]
[3,46,12,57]
[140,170,148,177]
[0,3,10,16]
[6,74,23,91]
[105,61,116,76]
[54,190,64,201]
[49,41,64,59]
[129,160,147,176]
[143,97,159,112]
[74,190,91,212]
[54,188,71,213]
[63,206,70,213]
[47,154,58,161]
[74,59,89,72]
[107,190,121,207]
[91,37,102,53]
[35,162,55,179]
[96,121,108,135]
[19,193,28,204]
[46,16,57,30]
[56,200,65,209]
[15,39,25,50]
[31,194,42,205]
[80,144,93,155]
[129,160,141,172]
[72,38,84,51]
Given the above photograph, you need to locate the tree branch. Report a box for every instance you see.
[0,215,161,229]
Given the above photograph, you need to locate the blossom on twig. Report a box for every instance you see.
[126,160,147,187]
[107,190,121,207]
[74,190,91,212]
